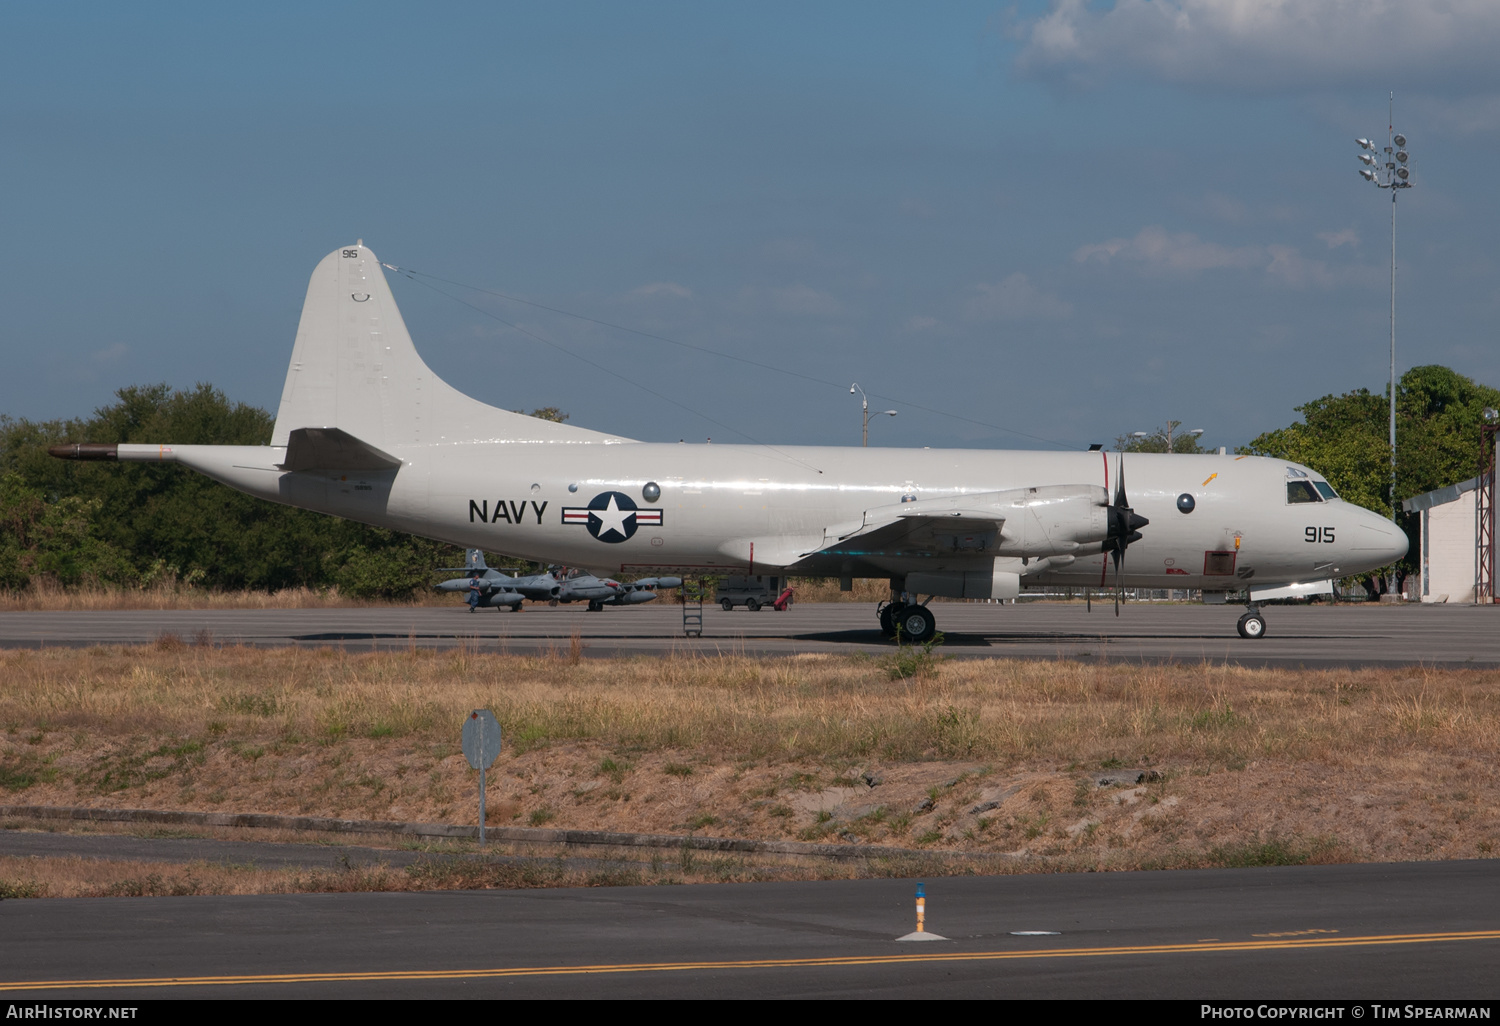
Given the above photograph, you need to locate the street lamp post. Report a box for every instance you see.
[1128,422,1204,452]
[850,383,897,446]
[1356,95,1413,522]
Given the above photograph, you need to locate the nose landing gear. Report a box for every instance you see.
[1236,605,1267,639]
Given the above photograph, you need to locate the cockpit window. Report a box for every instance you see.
[1287,481,1321,504]
[1313,481,1338,500]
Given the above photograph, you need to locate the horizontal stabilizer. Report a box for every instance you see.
[277,427,402,472]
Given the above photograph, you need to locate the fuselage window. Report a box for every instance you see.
[1286,481,1321,504]
[1313,481,1338,500]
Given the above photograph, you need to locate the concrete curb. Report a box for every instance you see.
[0,805,1001,863]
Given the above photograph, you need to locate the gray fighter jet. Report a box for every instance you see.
[435,550,560,611]
[549,568,683,611]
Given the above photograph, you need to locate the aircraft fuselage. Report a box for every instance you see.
[147,441,1406,593]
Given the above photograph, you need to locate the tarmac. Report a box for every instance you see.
[3,601,1498,998]
[2,600,1498,667]
[1,858,1496,998]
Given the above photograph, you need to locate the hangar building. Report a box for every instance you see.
[1402,478,1479,603]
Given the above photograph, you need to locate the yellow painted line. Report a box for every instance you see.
[1202,472,1218,486]
[2,930,1498,992]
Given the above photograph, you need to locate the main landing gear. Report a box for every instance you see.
[1236,604,1267,639]
[878,600,938,644]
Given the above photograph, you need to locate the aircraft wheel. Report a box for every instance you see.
[746,598,761,611]
[721,598,735,611]
[587,600,603,612]
[878,603,903,638]
[1236,612,1267,639]
[896,605,937,645]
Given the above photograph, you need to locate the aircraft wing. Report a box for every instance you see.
[277,427,402,472]
[811,494,1009,559]
[804,484,1110,562]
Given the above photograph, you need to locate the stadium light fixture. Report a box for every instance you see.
[1353,93,1412,525]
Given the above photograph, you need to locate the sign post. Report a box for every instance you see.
[461,709,502,847]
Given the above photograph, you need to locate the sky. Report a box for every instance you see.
[3,1,1499,453]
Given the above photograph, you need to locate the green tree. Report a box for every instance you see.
[1243,365,1500,517]
[1114,420,1210,454]
[0,384,463,596]
[1242,365,1500,591]
[0,473,137,589]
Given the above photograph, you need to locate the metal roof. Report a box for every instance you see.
[1401,476,1480,514]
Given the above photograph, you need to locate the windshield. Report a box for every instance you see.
[1286,481,1321,504]
[1313,481,1338,500]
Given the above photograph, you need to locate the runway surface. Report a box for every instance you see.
[3,601,1498,667]
[1,859,1495,998]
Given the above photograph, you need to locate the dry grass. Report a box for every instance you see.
[0,844,981,898]
[0,579,455,612]
[1,644,1497,890]
[785,578,890,603]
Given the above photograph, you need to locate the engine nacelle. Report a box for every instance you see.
[994,485,1109,558]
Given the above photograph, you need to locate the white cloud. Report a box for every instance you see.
[631,281,692,299]
[1264,245,1336,288]
[1317,228,1360,249]
[1074,224,1378,288]
[1015,0,1500,91]
[1185,192,1251,224]
[1074,226,1261,273]
[967,273,1073,320]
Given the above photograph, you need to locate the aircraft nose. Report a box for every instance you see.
[1345,507,1408,570]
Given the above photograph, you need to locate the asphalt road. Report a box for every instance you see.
[3,601,1499,667]
[1,860,1495,998]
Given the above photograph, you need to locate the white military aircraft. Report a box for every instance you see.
[51,243,1407,640]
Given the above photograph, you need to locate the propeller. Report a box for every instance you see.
[1101,455,1149,616]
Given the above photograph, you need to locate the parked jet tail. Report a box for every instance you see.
[436,549,491,573]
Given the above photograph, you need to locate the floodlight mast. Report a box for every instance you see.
[1355,93,1412,524]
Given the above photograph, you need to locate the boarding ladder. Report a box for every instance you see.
[681,577,707,637]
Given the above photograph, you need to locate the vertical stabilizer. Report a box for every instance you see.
[272,244,628,449]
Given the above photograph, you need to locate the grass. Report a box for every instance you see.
[0,645,1497,870]
[0,577,459,612]
[0,846,990,898]
[883,632,946,681]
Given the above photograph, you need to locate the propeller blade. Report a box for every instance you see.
[1101,454,1148,614]
[1114,548,1122,616]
